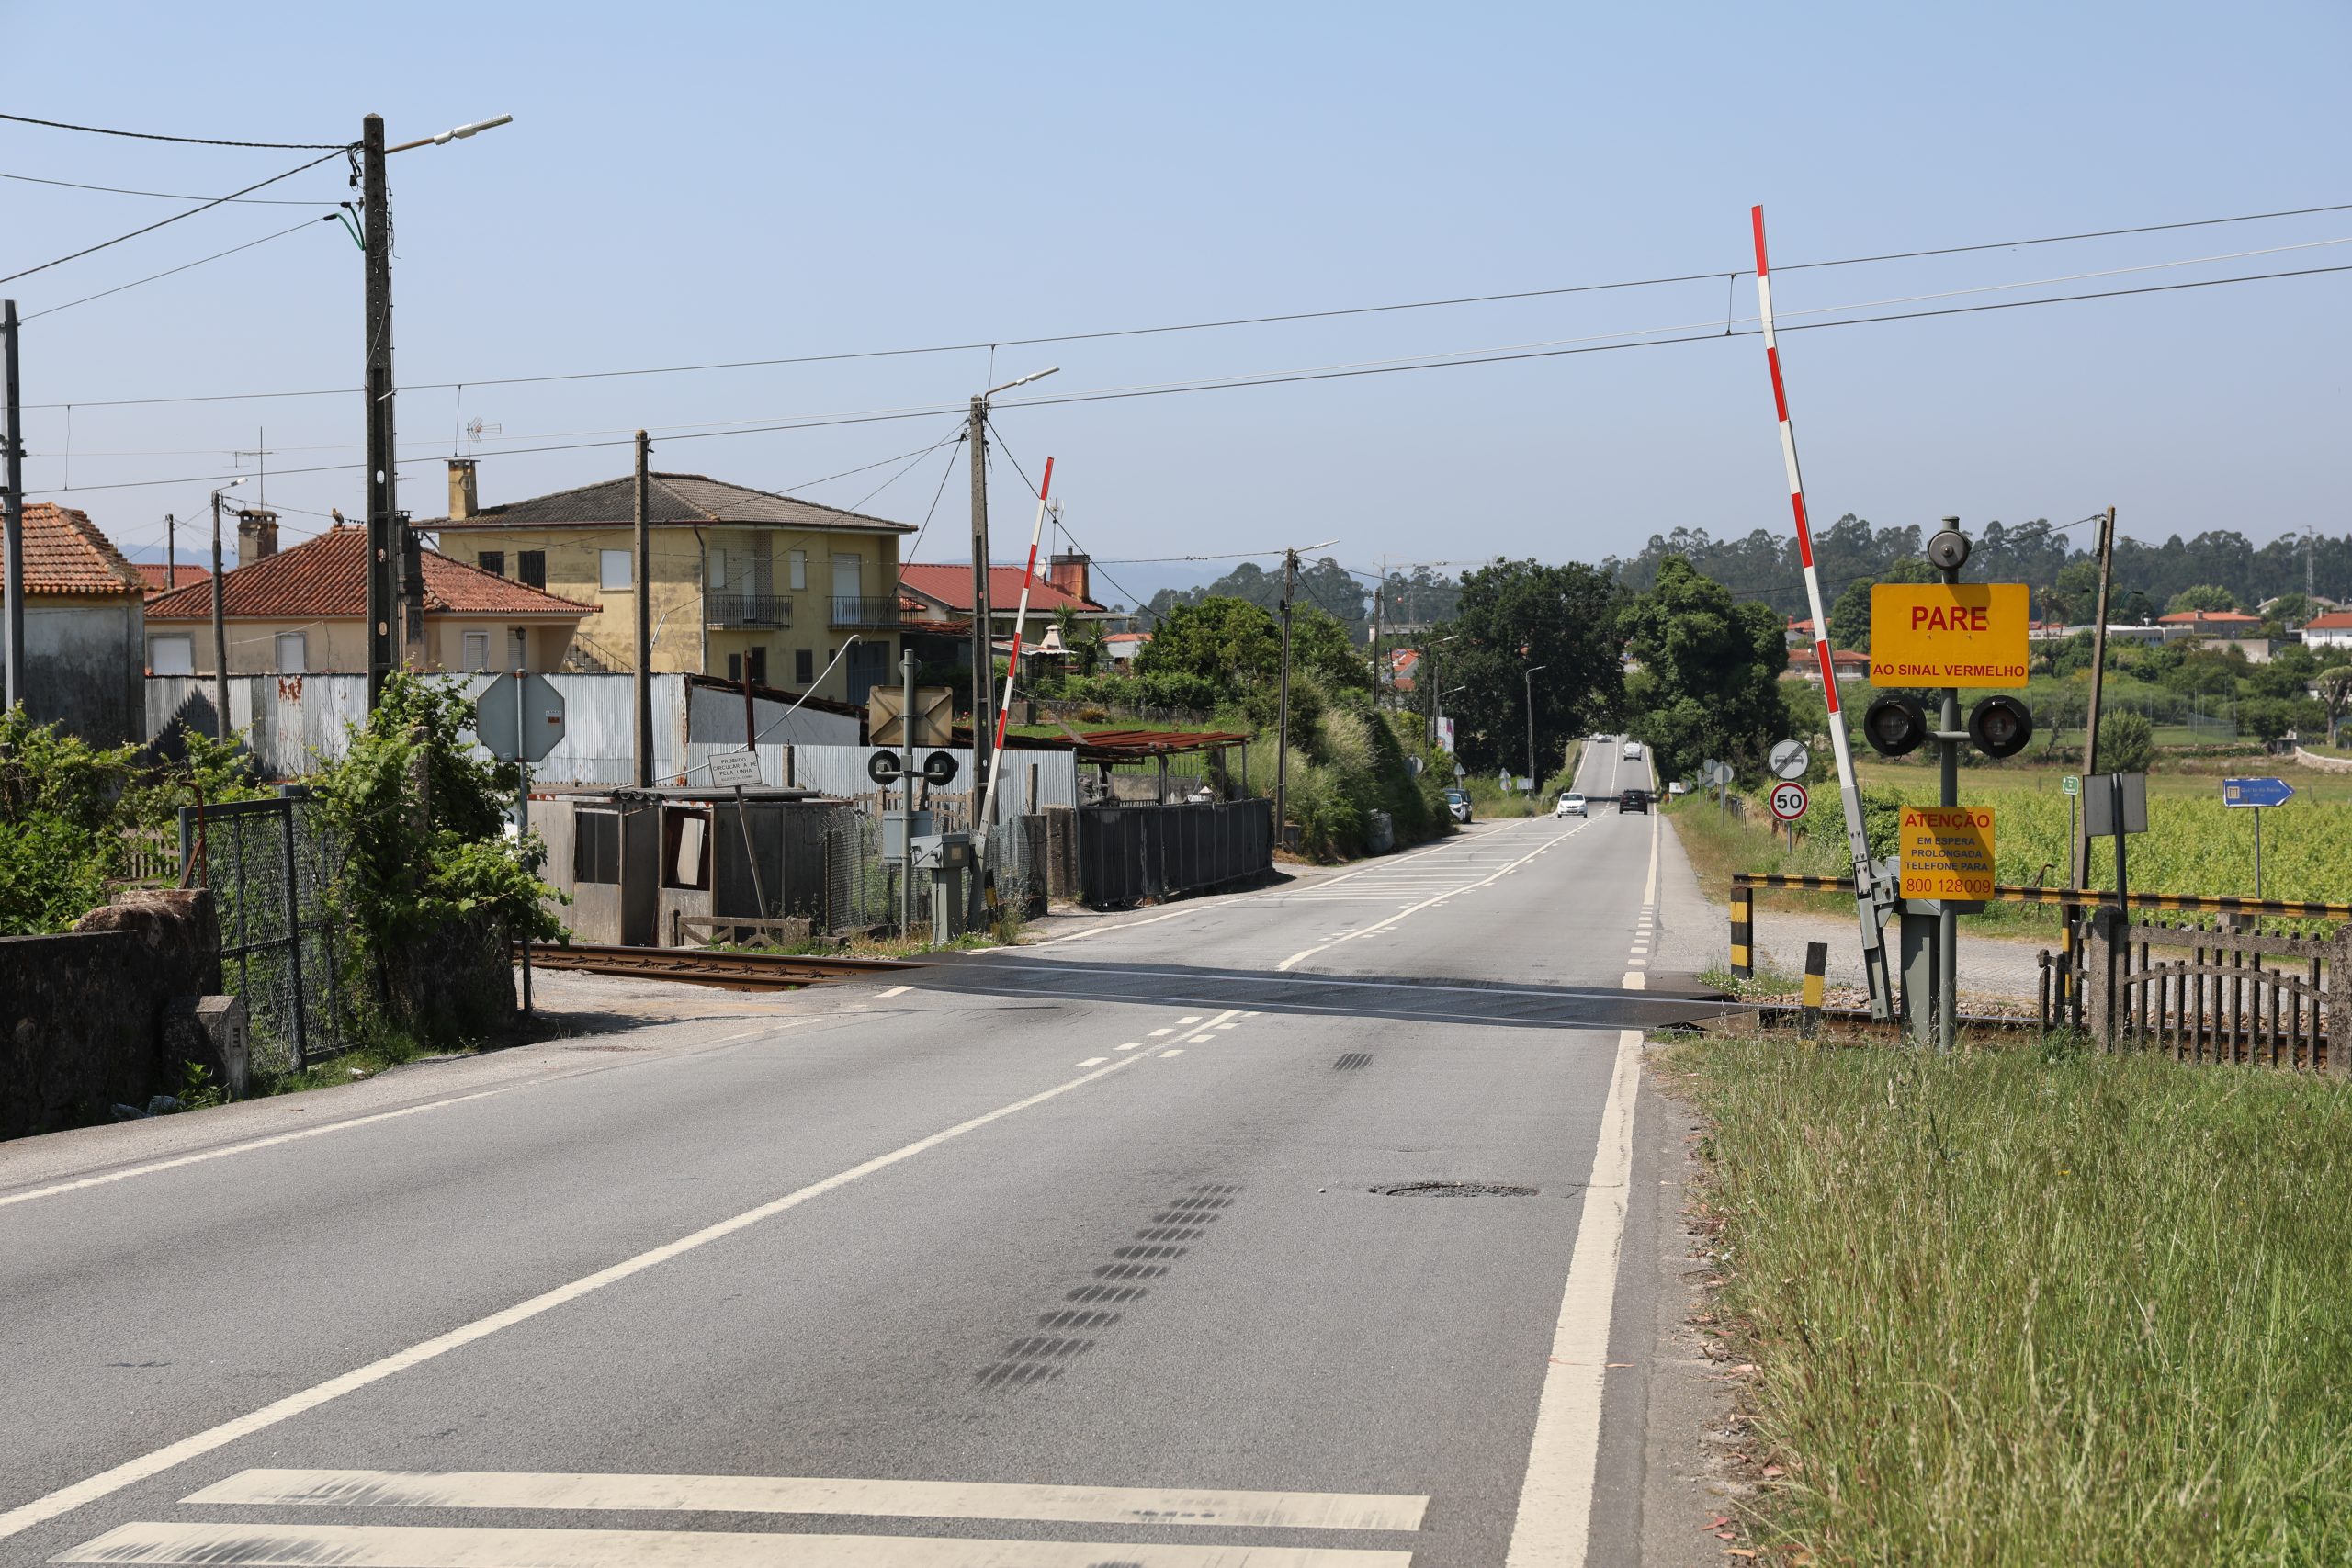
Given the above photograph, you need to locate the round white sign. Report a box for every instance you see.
[1770,781,1810,822]
[1768,738,1811,782]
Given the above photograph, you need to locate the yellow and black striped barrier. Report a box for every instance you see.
[1729,873,2352,921]
[1729,885,1753,977]
[1800,941,1826,1042]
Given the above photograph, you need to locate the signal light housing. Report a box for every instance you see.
[1968,694,2034,759]
[1861,694,1929,758]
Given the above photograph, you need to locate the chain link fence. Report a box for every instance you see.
[178,791,350,1074]
[816,803,1046,938]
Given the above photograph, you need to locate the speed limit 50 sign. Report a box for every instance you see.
[1769,781,1809,821]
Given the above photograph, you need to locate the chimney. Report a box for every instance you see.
[1046,552,1091,604]
[234,508,279,566]
[447,458,480,521]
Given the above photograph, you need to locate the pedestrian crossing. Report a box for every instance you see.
[56,1468,1429,1565]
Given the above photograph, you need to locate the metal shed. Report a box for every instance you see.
[535,785,850,947]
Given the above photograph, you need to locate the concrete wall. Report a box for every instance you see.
[148,672,862,784]
[8,595,144,745]
[0,890,221,1141]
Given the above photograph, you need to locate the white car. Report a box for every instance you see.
[1668,780,1691,796]
[1621,740,1643,761]
[1555,793,1586,818]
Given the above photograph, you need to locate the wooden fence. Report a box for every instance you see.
[2078,908,2345,1072]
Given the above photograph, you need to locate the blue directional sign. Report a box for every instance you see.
[2222,777,2295,808]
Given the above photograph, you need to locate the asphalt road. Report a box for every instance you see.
[0,744,1714,1567]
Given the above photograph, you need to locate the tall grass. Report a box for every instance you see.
[1670,1040,2352,1565]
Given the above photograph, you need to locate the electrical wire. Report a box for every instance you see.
[0,168,343,205]
[23,198,2351,412]
[23,216,333,321]
[0,111,348,150]
[25,265,2350,500]
[901,434,968,565]
[0,146,347,286]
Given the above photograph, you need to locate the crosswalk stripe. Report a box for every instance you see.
[184,1470,1430,1532]
[56,1521,1417,1566]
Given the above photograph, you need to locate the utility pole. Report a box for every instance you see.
[1,299,22,716]
[165,514,176,592]
[1275,546,1296,849]
[1369,563,1385,711]
[1934,518,1963,1055]
[209,489,231,739]
[2073,505,2117,889]
[633,429,653,787]
[361,114,398,708]
[1524,664,1548,788]
[967,394,991,807]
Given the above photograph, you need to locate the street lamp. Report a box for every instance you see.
[1523,664,1549,790]
[1423,633,1461,747]
[209,478,246,739]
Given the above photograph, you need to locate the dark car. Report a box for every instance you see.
[1618,788,1651,814]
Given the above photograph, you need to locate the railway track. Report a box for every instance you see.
[518,942,924,992]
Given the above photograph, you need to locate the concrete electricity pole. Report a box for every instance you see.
[2073,504,2118,889]
[1275,547,1296,845]
[360,111,513,709]
[209,479,246,739]
[634,429,653,786]
[1523,664,1549,788]
[965,367,1057,816]
[2,299,24,715]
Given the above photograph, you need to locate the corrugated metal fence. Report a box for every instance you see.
[1076,799,1273,908]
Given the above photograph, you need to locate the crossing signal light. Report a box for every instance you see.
[1968,694,2033,759]
[1861,694,1928,758]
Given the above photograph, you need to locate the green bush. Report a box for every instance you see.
[2099,708,2155,773]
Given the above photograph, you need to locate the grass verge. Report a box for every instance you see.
[1665,1036,2352,1564]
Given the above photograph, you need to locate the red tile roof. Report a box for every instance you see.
[0,503,142,597]
[135,561,211,596]
[2157,609,2259,625]
[147,525,594,621]
[2303,612,2352,631]
[899,562,1106,614]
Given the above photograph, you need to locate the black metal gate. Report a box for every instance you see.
[178,789,348,1072]
[1077,799,1273,908]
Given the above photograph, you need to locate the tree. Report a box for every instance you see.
[2318,667,2352,746]
[1132,594,1364,708]
[2165,583,2239,615]
[2044,559,2104,624]
[1423,559,1623,775]
[1617,556,1789,784]
[2098,709,2155,773]
[1826,557,1938,652]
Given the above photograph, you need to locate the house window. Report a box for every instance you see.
[573,810,621,885]
[600,549,633,592]
[831,552,862,600]
[477,550,505,577]
[151,636,194,675]
[708,547,728,588]
[795,648,814,684]
[726,649,769,685]
[275,632,308,673]
[661,808,710,891]
[788,548,807,591]
[463,631,492,671]
[517,550,547,590]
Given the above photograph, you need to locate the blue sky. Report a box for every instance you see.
[6,1,2346,600]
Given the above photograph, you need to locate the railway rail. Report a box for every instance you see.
[518,942,924,992]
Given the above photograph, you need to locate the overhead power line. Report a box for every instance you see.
[0,146,346,286]
[0,169,343,205]
[20,198,2350,412]
[23,263,2350,500]
[23,216,334,321]
[0,111,348,150]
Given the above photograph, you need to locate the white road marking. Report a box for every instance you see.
[55,1521,1414,1567]
[1502,1026,1643,1568]
[186,1468,1430,1531]
[877,985,911,998]
[1160,1049,1184,1057]
[1621,973,1645,990]
[1178,1015,1204,1024]
[1214,1021,1240,1030]
[1275,821,1588,974]
[0,1055,1150,1546]
[1077,1057,1108,1066]
[1149,1028,1175,1037]
[1116,1042,1146,1051]
[0,1089,514,1212]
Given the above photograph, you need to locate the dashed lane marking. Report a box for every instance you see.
[1077,1057,1108,1066]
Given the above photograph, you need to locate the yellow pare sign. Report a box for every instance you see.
[1871,583,2030,687]
[1900,806,1996,901]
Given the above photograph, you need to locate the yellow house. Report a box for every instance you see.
[424,461,913,705]
[144,516,590,675]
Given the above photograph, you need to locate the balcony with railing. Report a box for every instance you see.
[706,592,794,629]
[829,595,903,629]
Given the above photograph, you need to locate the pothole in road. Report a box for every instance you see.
[1373,1181,1540,1197]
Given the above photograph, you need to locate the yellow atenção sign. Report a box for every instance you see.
[1899,805,1996,900]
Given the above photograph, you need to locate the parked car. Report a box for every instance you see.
[1619,788,1651,814]
[1621,740,1643,761]
[1555,792,1586,818]
[1443,787,1473,824]
[1668,780,1691,796]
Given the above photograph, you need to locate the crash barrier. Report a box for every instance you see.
[176,789,349,1072]
[1077,798,1273,908]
